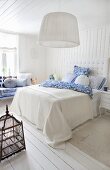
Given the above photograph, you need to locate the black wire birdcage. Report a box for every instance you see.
[0,105,26,161]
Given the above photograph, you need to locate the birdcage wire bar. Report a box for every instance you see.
[0,105,26,161]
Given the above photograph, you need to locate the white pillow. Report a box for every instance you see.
[62,73,75,83]
[17,73,32,86]
[75,75,90,86]
[16,79,27,87]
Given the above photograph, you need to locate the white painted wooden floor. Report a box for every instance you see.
[0,99,110,170]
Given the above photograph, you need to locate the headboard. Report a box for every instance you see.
[53,55,109,76]
[73,58,110,77]
[47,52,110,82]
[72,57,110,87]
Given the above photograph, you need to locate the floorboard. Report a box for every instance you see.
[0,160,13,170]
[9,151,43,170]
[23,118,110,170]
[23,120,87,170]
[0,100,110,170]
[25,129,73,170]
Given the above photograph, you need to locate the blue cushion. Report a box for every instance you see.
[4,78,17,88]
[74,65,90,77]
[16,79,27,87]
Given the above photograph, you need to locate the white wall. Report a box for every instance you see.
[18,34,47,83]
[18,25,110,87]
[45,25,110,83]
[17,0,110,84]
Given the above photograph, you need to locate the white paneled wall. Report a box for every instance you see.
[18,25,110,86]
[18,34,46,82]
[46,25,110,81]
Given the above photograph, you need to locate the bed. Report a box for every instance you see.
[10,84,100,147]
[10,58,109,147]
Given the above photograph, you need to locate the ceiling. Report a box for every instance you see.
[0,0,109,34]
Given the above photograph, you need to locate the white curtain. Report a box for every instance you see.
[0,48,17,76]
[0,32,18,77]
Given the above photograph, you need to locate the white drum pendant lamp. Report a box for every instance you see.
[39,12,80,48]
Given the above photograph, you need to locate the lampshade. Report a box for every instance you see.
[39,12,80,48]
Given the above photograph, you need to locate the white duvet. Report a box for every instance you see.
[10,85,93,147]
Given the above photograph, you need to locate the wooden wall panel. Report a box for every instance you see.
[46,25,110,83]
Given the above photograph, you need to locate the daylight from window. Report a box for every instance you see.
[0,32,18,77]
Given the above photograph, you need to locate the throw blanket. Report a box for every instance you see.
[10,85,93,148]
[0,88,16,98]
[40,80,93,97]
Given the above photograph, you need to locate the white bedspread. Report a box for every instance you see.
[10,85,93,147]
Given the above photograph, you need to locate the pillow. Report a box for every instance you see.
[89,76,106,90]
[16,79,27,87]
[62,73,75,83]
[53,73,59,81]
[17,73,32,86]
[4,78,17,88]
[74,65,90,77]
[75,75,90,86]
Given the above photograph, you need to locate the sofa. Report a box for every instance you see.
[0,73,32,99]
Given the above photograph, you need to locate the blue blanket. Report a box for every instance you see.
[40,80,93,97]
[0,88,17,98]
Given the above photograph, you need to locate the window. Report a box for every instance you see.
[0,32,18,76]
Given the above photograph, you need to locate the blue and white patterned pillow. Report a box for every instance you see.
[74,65,90,77]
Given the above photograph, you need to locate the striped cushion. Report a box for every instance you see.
[97,78,106,90]
[90,76,106,90]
